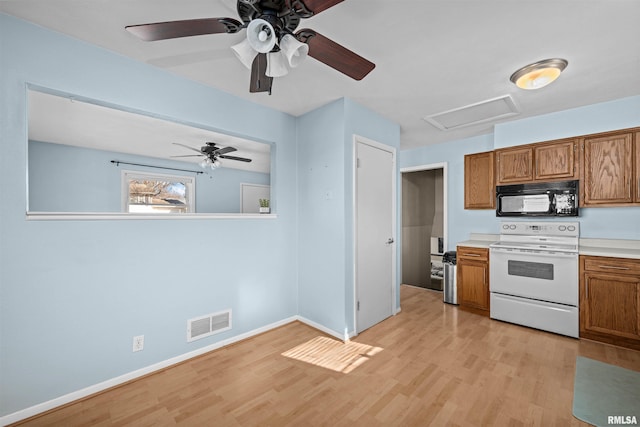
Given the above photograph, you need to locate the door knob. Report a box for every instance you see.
[386,238,394,244]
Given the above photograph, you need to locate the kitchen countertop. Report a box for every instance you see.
[579,238,640,260]
[456,234,640,259]
[457,233,497,249]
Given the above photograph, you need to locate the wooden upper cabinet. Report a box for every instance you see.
[495,139,578,185]
[495,147,533,184]
[464,151,495,209]
[534,139,577,181]
[581,131,634,206]
[635,132,640,202]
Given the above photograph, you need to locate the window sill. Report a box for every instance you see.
[26,212,278,221]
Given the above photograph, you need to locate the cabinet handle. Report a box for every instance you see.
[598,265,630,270]
[462,253,481,257]
[585,280,588,298]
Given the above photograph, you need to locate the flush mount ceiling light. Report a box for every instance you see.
[510,58,568,90]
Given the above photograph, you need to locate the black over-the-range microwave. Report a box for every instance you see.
[496,180,579,217]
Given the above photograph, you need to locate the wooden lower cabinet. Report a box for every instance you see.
[457,246,490,315]
[579,255,640,351]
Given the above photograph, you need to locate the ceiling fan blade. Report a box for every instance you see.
[295,29,375,80]
[300,0,345,15]
[214,146,237,155]
[125,17,242,41]
[249,53,273,94]
[173,142,203,153]
[219,155,252,162]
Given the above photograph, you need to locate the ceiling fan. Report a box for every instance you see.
[125,0,375,94]
[172,142,252,169]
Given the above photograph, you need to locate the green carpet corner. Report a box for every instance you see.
[573,356,640,427]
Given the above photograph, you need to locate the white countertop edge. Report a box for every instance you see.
[580,238,640,250]
[579,238,640,260]
[579,247,640,260]
[457,240,494,249]
[468,233,499,242]
[457,235,640,259]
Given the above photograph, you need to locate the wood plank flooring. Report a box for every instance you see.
[14,285,640,426]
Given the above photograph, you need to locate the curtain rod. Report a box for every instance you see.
[111,160,204,175]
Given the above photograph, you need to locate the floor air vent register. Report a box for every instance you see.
[187,309,232,342]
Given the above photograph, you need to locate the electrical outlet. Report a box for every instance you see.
[132,335,144,352]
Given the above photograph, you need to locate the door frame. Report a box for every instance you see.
[399,162,449,285]
[352,134,397,335]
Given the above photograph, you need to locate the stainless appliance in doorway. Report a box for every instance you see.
[489,221,579,338]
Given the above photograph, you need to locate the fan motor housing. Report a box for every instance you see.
[237,0,302,35]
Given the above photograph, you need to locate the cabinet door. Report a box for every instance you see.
[496,147,533,185]
[581,132,633,205]
[464,151,494,209]
[635,132,640,202]
[581,272,640,340]
[457,260,490,311]
[534,139,577,181]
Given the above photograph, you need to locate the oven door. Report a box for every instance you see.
[497,193,553,216]
[489,247,578,305]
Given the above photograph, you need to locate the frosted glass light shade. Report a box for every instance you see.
[280,34,309,68]
[266,51,289,77]
[231,39,258,70]
[510,58,568,90]
[246,19,276,53]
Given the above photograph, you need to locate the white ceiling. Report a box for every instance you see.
[3,0,640,150]
[28,90,272,173]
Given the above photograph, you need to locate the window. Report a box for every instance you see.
[122,170,194,213]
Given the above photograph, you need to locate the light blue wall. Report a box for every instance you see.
[1,13,298,417]
[494,96,640,148]
[400,96,640,252]
[296,99,347,334]
[296,98,400,336]
[29,141,270,213]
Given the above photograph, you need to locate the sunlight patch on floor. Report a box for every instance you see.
[282,336,383,373]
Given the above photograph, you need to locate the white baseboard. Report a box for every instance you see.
[0,316,298,426]
[295,315,355,341]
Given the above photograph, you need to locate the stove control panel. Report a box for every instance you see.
[499,221,579,237]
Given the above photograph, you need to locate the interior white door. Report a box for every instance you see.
[240,183,270,213]
[356,139,395,333]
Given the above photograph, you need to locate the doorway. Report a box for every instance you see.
[354,136,396,334]
[400,163,447,291]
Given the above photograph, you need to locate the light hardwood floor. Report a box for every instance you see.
[14,285,640,426]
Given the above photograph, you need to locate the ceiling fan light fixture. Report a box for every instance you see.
[211,159,221,169]
[280,34,308,68]
[510,58,568,90]
[231,39,257,70]
[246,19,276,53]
[266,51,289,77]
[200,158,211,169]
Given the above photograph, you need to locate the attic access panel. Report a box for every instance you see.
[424,95,520,131]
